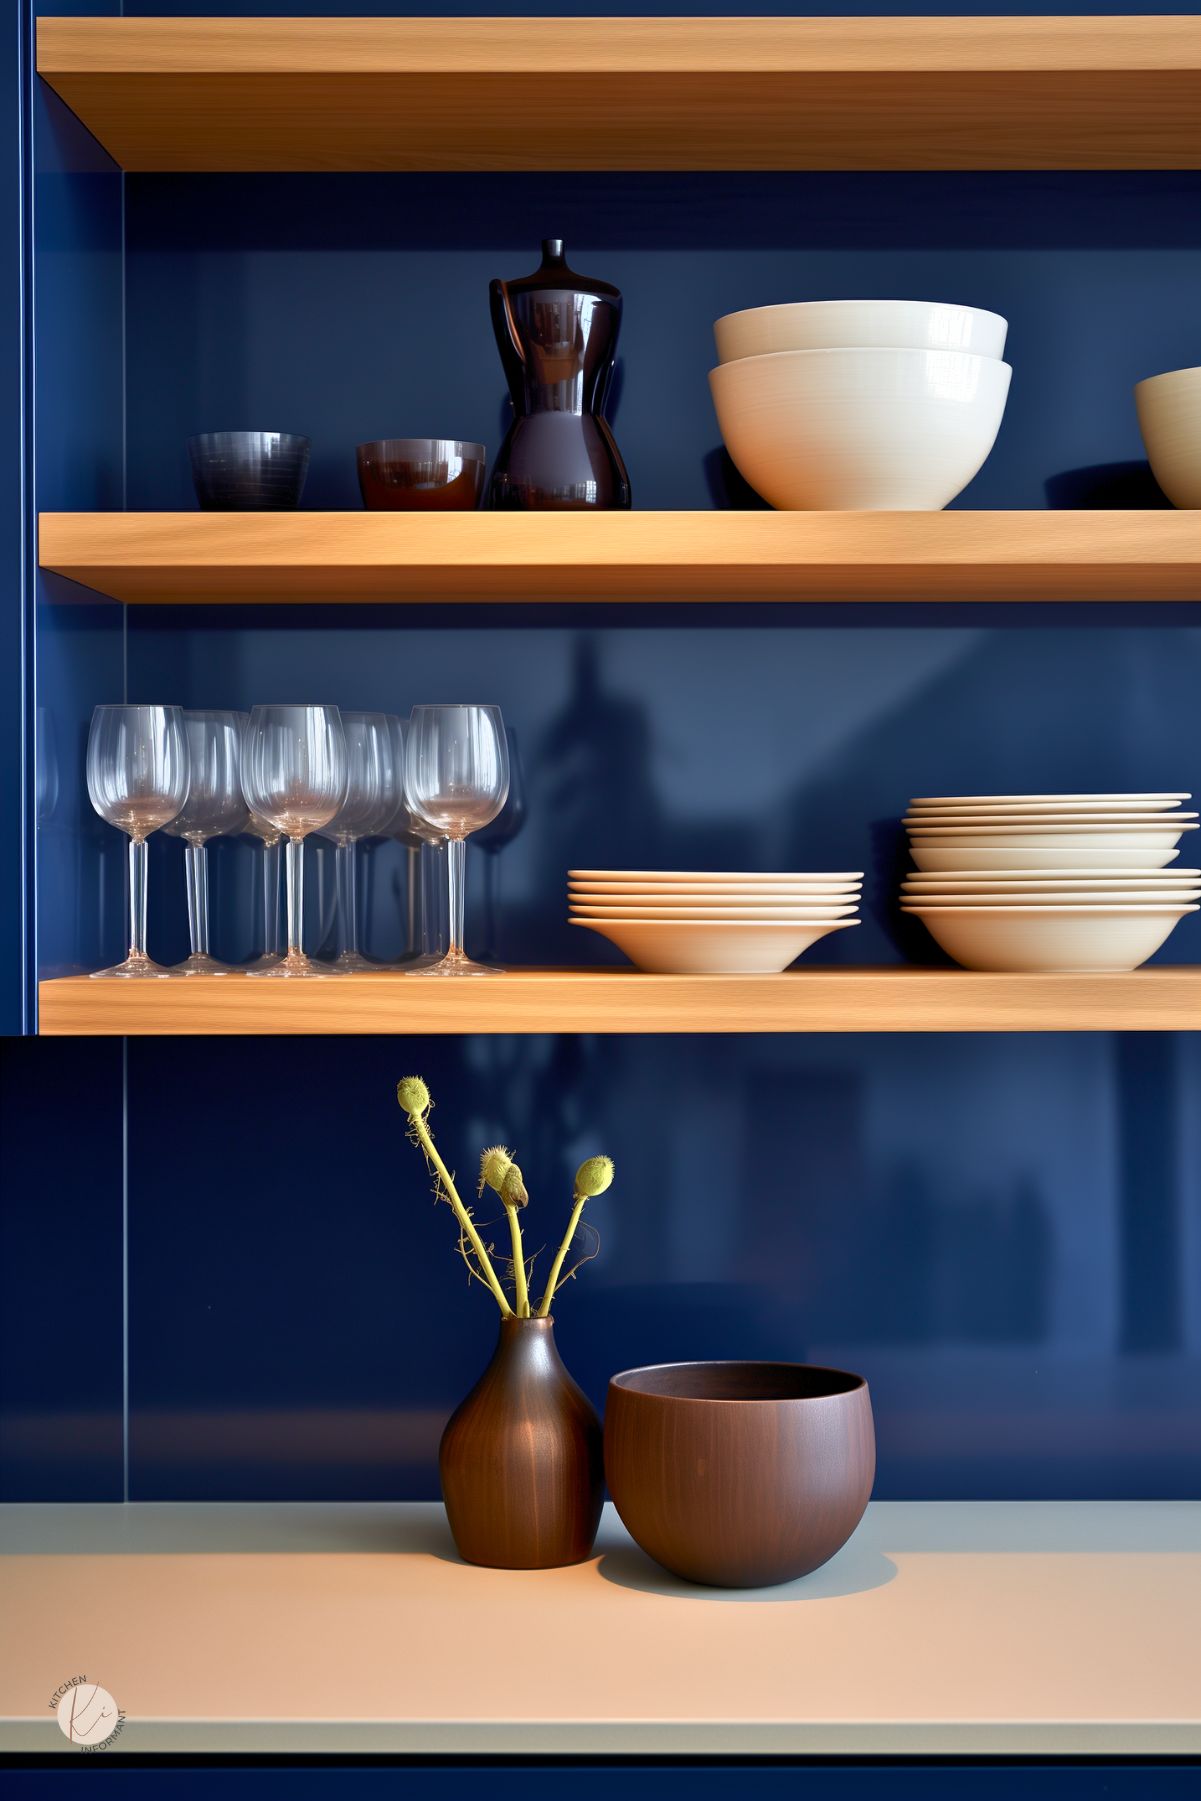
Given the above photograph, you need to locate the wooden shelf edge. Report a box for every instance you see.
[35,18,1201,172]
[36,966,1201,1035]
[38,512,1201,604]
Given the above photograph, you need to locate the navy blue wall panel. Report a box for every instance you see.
[31,2,124,995]
[11,1,1201,1519]
[124,1031,1201,1501]
[123,171,1200,514]
[0,1037,124,1500]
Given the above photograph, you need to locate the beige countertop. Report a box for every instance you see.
[1,1500,1198,1755]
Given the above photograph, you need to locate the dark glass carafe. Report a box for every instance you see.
[488,239,631,511]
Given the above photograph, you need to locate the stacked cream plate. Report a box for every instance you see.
[568,870,862,974]
[901,793,1199,972]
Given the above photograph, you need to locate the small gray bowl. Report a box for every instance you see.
[188,432,310,511]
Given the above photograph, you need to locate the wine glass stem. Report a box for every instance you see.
[336,839,358,957]
[262,839,282,957]
[285,836,304,959]
[184,839,210,956]
[128,835,148,960]
[446,836,466,959]
[405,844,420,957]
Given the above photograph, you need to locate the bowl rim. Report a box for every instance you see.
[1134,365,1201,395]
[720,298,1008,331]
[356,437,487,460]
[607,1359,870,1402]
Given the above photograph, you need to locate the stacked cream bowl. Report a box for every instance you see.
[709,299,1011,509]
[901,793,1199,972]
[569,870,862,974]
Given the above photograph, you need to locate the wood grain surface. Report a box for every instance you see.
[36,18,1201,171]
[38,511,1201,605]
[36,966,1201,1035]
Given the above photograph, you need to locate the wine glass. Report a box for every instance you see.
[403,704,509,976]
[377,714,440,969]
[162,710,248,975]
[244,810,284,970]
[86,704,189,977]
[318,710,398,971]
[240,705,347,977]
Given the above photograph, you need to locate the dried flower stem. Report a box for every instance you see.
[504,1205,531,1317]
[538,1191,586,1317]
[409,1112,513,1317]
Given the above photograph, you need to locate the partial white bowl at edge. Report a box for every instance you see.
[900,888,1200,907]
[1134,364,1201,509]
[570,916,859,974]
[708,346,1012,511]
[570,903,860,921]
[713,299,1008,365]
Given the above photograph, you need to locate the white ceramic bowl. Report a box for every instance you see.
[569,870,863,884]
[570,903,861,921]
[904,813,1197,830]
[1134,365,1201,508]
[900,888,1200,907]
[910,844,1181,872]
[708,347,1012,511]
[907,793,1188,814]
[903,905,1195,972]
[908,825,1195,850]
[713,299,1008,365]
[570,884,861,901]
[570,916,859,974]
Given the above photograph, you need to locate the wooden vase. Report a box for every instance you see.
[439,1315,604,1569]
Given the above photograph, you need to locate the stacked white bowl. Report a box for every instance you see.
[708,299,1012,510]
[568,870,862,974]
[901,793,1199,971]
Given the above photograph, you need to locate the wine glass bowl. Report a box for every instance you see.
[240,704,348,977]
[404,704,509,976]
[85,704,189,977]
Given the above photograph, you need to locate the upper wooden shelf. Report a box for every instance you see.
[37,967,1201,1036]
[38,511,1201,605]
[35,17,1201,172]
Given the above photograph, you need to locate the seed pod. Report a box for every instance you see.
[478,1144,514,1197]
[396,1076,432,1117]
[574,1155,614,1198]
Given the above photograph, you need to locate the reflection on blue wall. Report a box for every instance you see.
[116,1031,1201,1503]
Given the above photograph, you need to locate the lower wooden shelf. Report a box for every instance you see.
[1,1500,1197,1754]
[36,966,1201,1035]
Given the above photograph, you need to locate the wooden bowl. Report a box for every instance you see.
[604,1360,874,1587]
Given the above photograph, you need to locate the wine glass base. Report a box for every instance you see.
[328,950,379,973]
[176,953,238,976]
[403,951,504,978]
[243,952,285,972]
[246,952,346,978]
[90,953,179,979]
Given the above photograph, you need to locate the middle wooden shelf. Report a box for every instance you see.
[38,510,1200,605]
[37,967,1201,1036]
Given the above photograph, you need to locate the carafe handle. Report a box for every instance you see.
[489,277,525,386]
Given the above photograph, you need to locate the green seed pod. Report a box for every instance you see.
[396,1076,432,1117]
[574,1155,614,1198]
[478,1144,514,1197]
[501,1164,529,1210]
